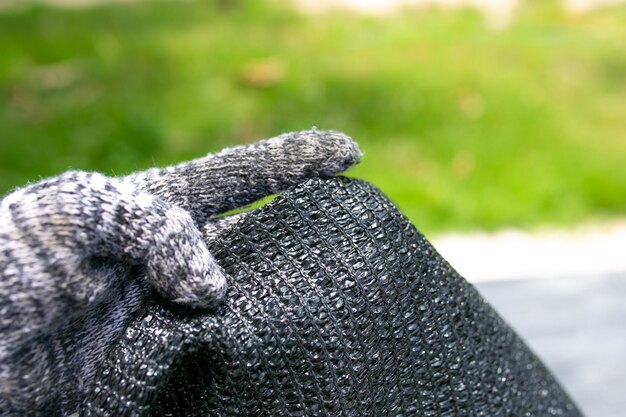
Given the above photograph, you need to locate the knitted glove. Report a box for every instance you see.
[0,130,361,415]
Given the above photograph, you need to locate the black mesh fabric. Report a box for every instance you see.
[83,177,582,416]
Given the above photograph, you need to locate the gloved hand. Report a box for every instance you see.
[0,129,361,415]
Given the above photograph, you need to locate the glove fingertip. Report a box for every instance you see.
[170,266,228,309]
[285,129,363,175]
[316,129,363,173]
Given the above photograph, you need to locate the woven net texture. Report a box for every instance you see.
[83,177,582,416]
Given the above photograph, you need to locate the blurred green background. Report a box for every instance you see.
[1,0,625,234]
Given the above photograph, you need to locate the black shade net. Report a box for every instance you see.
[83,177,582,417]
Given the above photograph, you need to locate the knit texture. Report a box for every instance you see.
[0,130,361,416]
[83,177,582,417]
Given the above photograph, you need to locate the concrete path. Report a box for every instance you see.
[293,0,626,27]
[477,274,626,417]
[432,220,626,283]
[294,0,626,14]
[3,0,625,13]
[432,221,626,416]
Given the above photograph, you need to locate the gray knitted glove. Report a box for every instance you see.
[0,130,361,415]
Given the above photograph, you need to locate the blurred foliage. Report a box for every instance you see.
[1,0,625,234]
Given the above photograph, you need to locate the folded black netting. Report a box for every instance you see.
[83,177,582,416]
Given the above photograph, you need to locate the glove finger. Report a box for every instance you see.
[202,213,248,242]
[124,129,362,222]
[1,171,226,321]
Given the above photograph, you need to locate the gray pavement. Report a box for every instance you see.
[476,274,626,417]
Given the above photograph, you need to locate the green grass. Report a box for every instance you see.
[1,0,625,234]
